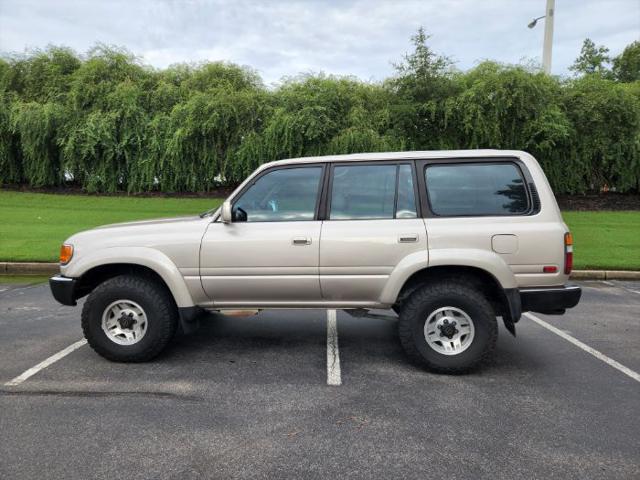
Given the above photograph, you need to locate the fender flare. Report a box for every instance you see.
[378,248,520,335]
[379,248,517,305]
[62,246,195,308]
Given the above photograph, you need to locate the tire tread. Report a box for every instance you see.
[398,278,497,374]
[81,275,177,362]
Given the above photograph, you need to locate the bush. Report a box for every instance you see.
[0,40,639,194]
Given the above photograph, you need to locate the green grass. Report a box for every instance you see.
[0,191,638,270]
[0,275,49,285]
[563,211,640,270]
[0,191,221,262]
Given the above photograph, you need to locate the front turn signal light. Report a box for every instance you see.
[60,244,74,265]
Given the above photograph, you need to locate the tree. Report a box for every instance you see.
[612,41,640,83]
[570,38,611,76]
[390,27,455,102]
[387,27,458,149]
[393,27,452,80]
[1,40,639,194]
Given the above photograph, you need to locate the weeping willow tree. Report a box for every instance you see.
[244,76,397,166]
[229,131,266,183]
[440,62,576,191]
[10,101,66,187]
[61,81,150,192]
[9,47,81,103]
[0,38,639,194]
[562,75,640,193]
[0,93,23,184]
[162,88,267,192]
[327,127,400,155]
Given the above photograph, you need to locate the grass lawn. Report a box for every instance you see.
[0,275,49,284]
[0,191,638,270]
[562,211,640,271]
[0,191,221,262]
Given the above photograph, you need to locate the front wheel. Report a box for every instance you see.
[398,280,497,374]
[81,275,178,362]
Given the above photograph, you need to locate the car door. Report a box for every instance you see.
[319,162,428,303]
[200,164,325,306]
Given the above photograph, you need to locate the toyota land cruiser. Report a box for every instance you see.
[50,150,581,373]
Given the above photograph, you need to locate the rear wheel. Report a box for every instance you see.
[398,280,497,374]
[81,275,178,362]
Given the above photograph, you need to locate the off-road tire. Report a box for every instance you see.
[398,280,497,374]
[81,275,178,362]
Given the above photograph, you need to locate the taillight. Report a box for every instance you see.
[564,232,573,274]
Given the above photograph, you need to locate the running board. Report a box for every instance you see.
[342,308,397,321]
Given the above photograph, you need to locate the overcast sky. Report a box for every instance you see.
[0,0,638,84]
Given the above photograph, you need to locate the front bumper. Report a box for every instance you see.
[519,285,582,315]
[49,275,77,306]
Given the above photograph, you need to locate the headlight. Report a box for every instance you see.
[60,244,74,265]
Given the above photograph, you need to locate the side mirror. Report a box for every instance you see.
[221,200,233,224]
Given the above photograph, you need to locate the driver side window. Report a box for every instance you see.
[233,166,323,222]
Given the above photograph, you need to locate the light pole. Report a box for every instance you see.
[528,0,555,74]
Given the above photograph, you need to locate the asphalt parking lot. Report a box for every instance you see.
[1,279,639,479]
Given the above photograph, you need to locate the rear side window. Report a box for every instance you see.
[329,164,417,220]
[425,163,529,216]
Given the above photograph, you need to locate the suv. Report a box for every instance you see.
[50,150,581,373]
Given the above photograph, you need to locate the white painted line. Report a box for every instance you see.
[524,313,640,383]
[4,339,87,387]
[326,309,342,386]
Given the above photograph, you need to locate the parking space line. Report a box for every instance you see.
[524,313,640,383]
[4,339,87,387]
[326,309,342,386]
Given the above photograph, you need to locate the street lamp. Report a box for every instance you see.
[528,0,555,74]
[527,15,545,29]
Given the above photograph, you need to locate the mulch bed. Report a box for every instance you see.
[1,184,236,198]
[3,185,640,210]
[556,194,640,211]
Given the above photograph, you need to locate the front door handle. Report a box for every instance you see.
[398,233,418,243]
[292,237,312,246]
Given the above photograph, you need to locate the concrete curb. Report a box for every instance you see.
[570,269,640,280]
[1,262,640,280]
[0,262,60,276]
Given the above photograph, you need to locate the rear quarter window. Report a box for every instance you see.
[425,163,529,216]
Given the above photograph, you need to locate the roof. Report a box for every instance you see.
[261,149,530,170]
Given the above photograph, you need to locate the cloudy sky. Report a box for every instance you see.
[0,0,638,84]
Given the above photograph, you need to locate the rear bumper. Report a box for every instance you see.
[49,275,77,306]
[519,285,582,315]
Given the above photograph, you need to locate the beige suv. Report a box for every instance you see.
[50,150,581,373]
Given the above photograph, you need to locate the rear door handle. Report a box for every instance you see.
[292,237,312,246]
[398,234,418,243]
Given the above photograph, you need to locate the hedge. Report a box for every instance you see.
[0,41,639,194]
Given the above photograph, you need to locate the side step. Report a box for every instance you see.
[217,309,261,317]
[342,308,397,321]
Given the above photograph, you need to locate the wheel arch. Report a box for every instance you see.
[75,263,171,302]
[72,260,202,335]
[64,247,195,309]
[391,265,521,336]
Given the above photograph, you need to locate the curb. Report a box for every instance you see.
[1,262,640,280]
[0,262,60,276]
[570,270,640,280]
